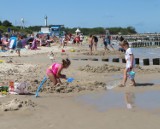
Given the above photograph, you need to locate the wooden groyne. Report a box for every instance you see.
[116,33,160,48]
[129,41,160,48]
[73,57,160,66]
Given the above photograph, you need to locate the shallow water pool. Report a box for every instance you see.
[75,90,160,112]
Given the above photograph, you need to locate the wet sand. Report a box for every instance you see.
[0,43,160,129]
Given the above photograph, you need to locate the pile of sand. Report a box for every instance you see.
[0,99,36,111]
[82,50,123,56]
[79,64,121,73]
[0,63,36,74]
[28,80,106,93]
[135,65,160,73]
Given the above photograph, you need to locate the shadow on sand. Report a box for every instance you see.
[136,83,154,87]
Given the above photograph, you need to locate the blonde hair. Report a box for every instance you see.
[62,58,71,67]
[120,40,129,46]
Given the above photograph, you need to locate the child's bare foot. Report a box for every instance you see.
[130,83,136,86]
[118,84,125,87]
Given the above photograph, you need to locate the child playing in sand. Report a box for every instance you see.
[119,40,136,87]
[46,58,71,85]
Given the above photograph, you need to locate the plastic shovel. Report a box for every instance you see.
[35,76,47,97]
[67,77,74,83]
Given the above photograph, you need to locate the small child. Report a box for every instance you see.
[15,35,23,57]
[46,58,71,85]
[119,40,136,87]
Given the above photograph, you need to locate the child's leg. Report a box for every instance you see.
[16,49,21,57]
[19,50,21,57]
[47,73,57,85]
[110,44,115,50]
[90,44,93,55]
[94,42,97,51]
[57,78,62,84]
[130,79,136,86]
[122,68,128,86]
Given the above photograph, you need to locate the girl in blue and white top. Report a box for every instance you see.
[119,40,136,87]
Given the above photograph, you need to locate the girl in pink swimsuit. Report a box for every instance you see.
[46,58,71,85]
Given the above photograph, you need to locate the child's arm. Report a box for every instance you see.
[56,66,67,79]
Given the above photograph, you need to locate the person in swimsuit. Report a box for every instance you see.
[46,58,71,85]
[88,35,94,55]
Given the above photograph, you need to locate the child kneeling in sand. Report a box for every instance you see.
[46,58,71,85]
[119,40,136,87]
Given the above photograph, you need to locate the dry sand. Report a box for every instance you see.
[0,44,160,129]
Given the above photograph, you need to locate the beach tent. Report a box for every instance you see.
[75,28,81,33]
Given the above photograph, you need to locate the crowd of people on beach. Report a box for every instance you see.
[0,30,127,57]
[0,32,85,56]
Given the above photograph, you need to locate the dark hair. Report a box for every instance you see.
[120,40,129,46]
[119,36,124,41]
[62,58,71,67]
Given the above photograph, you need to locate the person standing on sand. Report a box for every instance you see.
[119,40,136,87]
[103,35,110,51]
[62,34,70,48]
[93,35,98,51]
[88,35,94,55]
[106,35,114,50]
[46,58,71,85]
[15,35,23,57]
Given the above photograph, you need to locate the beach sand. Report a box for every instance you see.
[0,43,160,129]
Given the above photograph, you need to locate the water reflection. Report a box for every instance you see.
[75,90,160,111]
[125,92,135,109]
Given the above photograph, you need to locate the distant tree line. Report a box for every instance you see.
[0,20,137,35]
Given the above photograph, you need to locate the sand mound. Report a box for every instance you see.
[0,99,36,111]
[79,64,121,73]
[135,65,160,73]
[28,80,106,93]
[82,50,123,56]
[0,63,36,75]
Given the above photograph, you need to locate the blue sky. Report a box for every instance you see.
[0,0,160,33]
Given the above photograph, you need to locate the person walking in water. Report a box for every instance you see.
[119,40,136,87]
